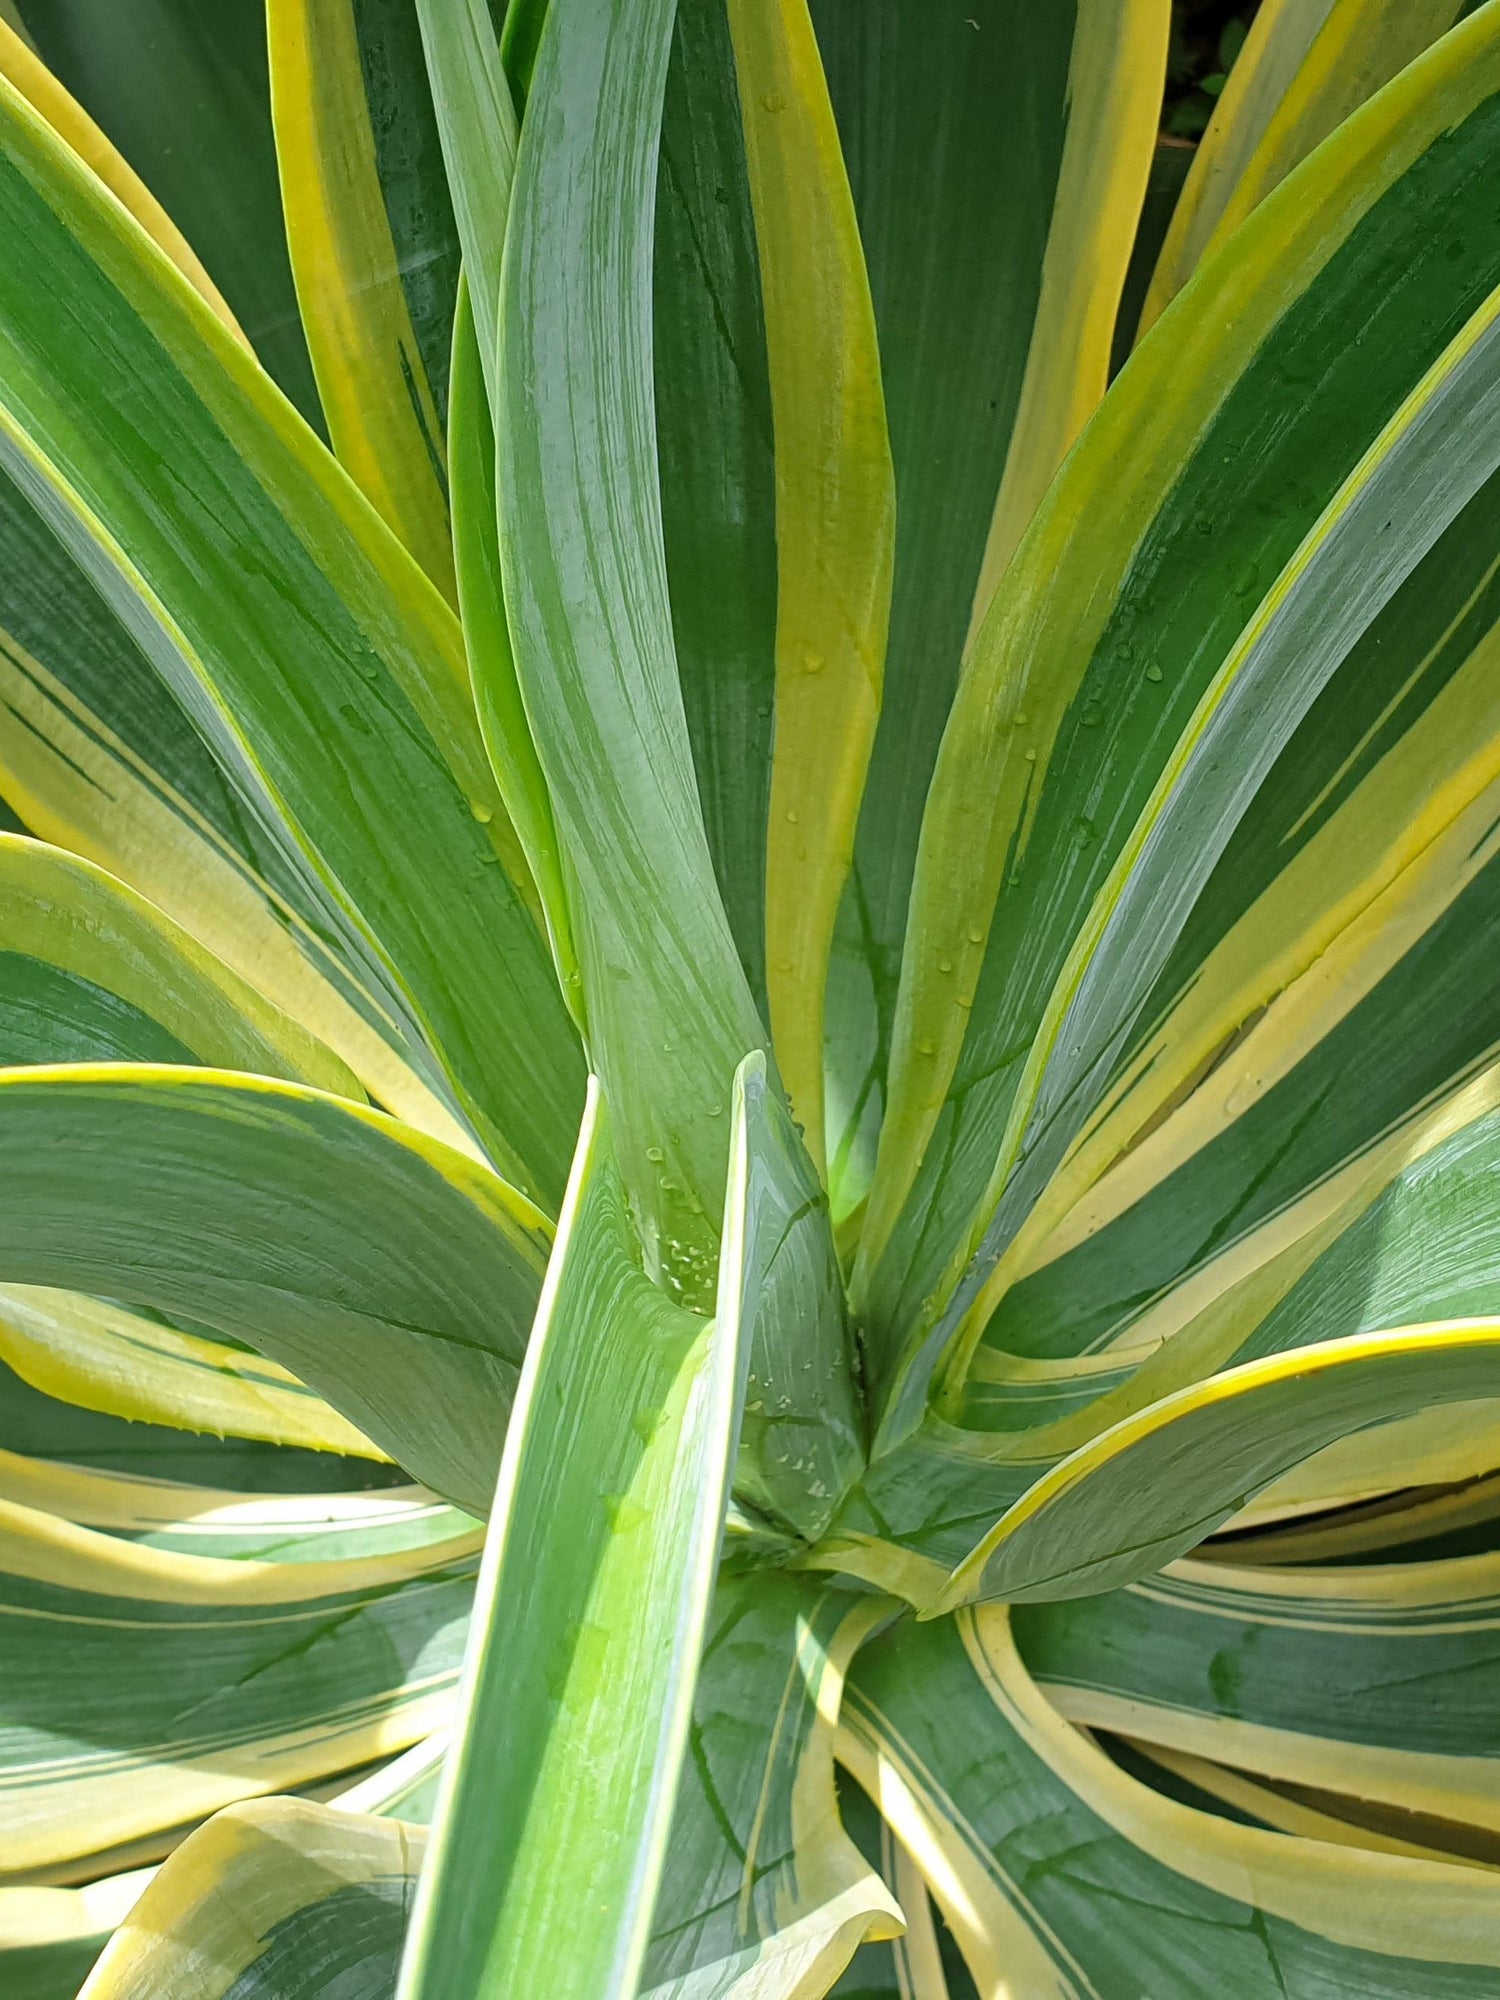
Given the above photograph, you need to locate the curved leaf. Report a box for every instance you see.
[1017,1549,1500,1836]
[843,1605,1500,1997]
[12,0,323,423]
[76,1799,422,2000]
[1140,0,1469,332]
[0,1288,381,1457]
[640,1574,902,2000]
[0,64,584,1197]
[0,1065,549,1512]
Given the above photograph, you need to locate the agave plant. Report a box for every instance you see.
[3,0,1500,1994]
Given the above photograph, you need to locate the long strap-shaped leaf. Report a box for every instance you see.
[938,274,1500,1390]
[1018,1549,1500,1836]
[857,7,1500,1420]
[727,0,893,1177]
[449,278,578,1005]
[1139,0,1469,335]
[415,0,514,410]
[396,1081,747,2000]
[0,832,357,1089]
[11,0,324,424]
[498,0,767,1301]
[808,1,1167,1221]
[0,15,245,343]
[844,1607,1500,1998]
[0,1065,549,1513]
[77,1799,424,1999]
[267,0,458,596]
[0,62,584,1199]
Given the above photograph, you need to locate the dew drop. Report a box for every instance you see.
[967,926,984,944]
[803,651,825,676]
[469,799,494,824]
[604,1493,646,1532]
[1145,662,1164,684]
[938,957,953,974]
[786,809,799,824]
[646,1146,665,1163]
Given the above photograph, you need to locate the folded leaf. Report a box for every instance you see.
[77,1799,423,2000]
[397,1080,747,1999]
[727,1053,863,1540]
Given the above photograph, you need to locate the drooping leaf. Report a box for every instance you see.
[0,1066,550,1512]
[0,1491,472,1873]
[0,1287,382,1457]
[0,833,357,1087]
[939,1324,1500,1605]
[0,484,474,1154]
[1016,1548,1500,1838]
[76,1799,423,2000]
[638,1573,902,1999]
[844,1605,1500,1997]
